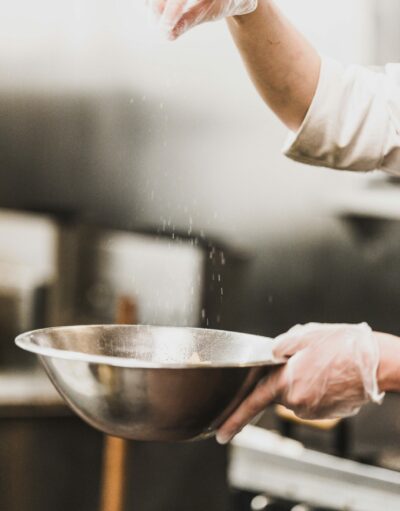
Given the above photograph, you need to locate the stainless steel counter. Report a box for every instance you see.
[230,426,400,511]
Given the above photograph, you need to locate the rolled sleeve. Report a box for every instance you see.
[283,57,400,175]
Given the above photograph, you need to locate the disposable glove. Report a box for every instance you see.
[147,0,258,40]
[217,322,384,444]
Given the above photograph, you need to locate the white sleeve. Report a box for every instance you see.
[283,57,400,175]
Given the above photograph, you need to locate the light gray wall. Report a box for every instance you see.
[374,0,400,63]
[0,0,377,248]
[0,1,396,335]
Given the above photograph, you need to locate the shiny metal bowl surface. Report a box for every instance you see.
[15,325,280,442]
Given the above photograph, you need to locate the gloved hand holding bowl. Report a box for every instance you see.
[217,323,400,444]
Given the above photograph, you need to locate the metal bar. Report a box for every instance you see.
[229,426,400,510]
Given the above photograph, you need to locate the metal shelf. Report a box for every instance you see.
[229,426,400,511]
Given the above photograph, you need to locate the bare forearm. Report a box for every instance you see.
[377,332,400,393]
[227,0,321,131]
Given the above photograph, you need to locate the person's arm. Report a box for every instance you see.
[228,2,400,173]
[217,323,400,445]
[227,0,321,131]
[376,332,400,393]
[151,0,400,174]
[151,0,319,131]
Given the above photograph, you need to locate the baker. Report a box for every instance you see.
[147,0,400,445]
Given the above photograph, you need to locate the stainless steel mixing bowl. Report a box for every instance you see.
[15,325,280,442]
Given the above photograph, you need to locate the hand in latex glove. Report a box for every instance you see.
[217,323,384,444]
[148,0,258,40]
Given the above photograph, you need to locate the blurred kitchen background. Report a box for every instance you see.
[1,1,400,510]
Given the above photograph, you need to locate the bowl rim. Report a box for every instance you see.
[15,324,282,369]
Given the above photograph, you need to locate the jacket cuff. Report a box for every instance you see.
[283,57,359,170]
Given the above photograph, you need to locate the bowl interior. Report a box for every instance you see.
[16,325,277,368]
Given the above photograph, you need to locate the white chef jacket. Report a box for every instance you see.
[283,57,400,175]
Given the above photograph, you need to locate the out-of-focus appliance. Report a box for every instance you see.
[0,262,48,366]
[77,228,246,331]
[0,209,58,367]
[229,426,400,511]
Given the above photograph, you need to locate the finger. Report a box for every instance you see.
[273,323,331,359]
[216,366,285,444]
[274,323,322,344]
[146,0,167,29]
[147,0,167,18]
[273,331,311,359]
[160,0,215,40]
[160,0,189,31]
[170,0,213,39]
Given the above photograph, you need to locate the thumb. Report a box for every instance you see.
[216,365,286,444]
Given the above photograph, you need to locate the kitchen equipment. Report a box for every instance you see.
[0,262,50,367]
[230,426,400,511]
[15,324,279,442]
[78,227,247,331]
[0,209,59,367]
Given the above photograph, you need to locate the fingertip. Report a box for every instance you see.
[170,28,182,40]
[166,30,178,41]
[216,431,232,445]
[169,13,192,39]
[156,21,177,41]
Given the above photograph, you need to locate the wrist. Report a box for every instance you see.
[376,332,400,392]
[231,0,266,25]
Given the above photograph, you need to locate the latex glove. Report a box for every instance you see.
[217,323,384,444]
[147,0,258,40]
